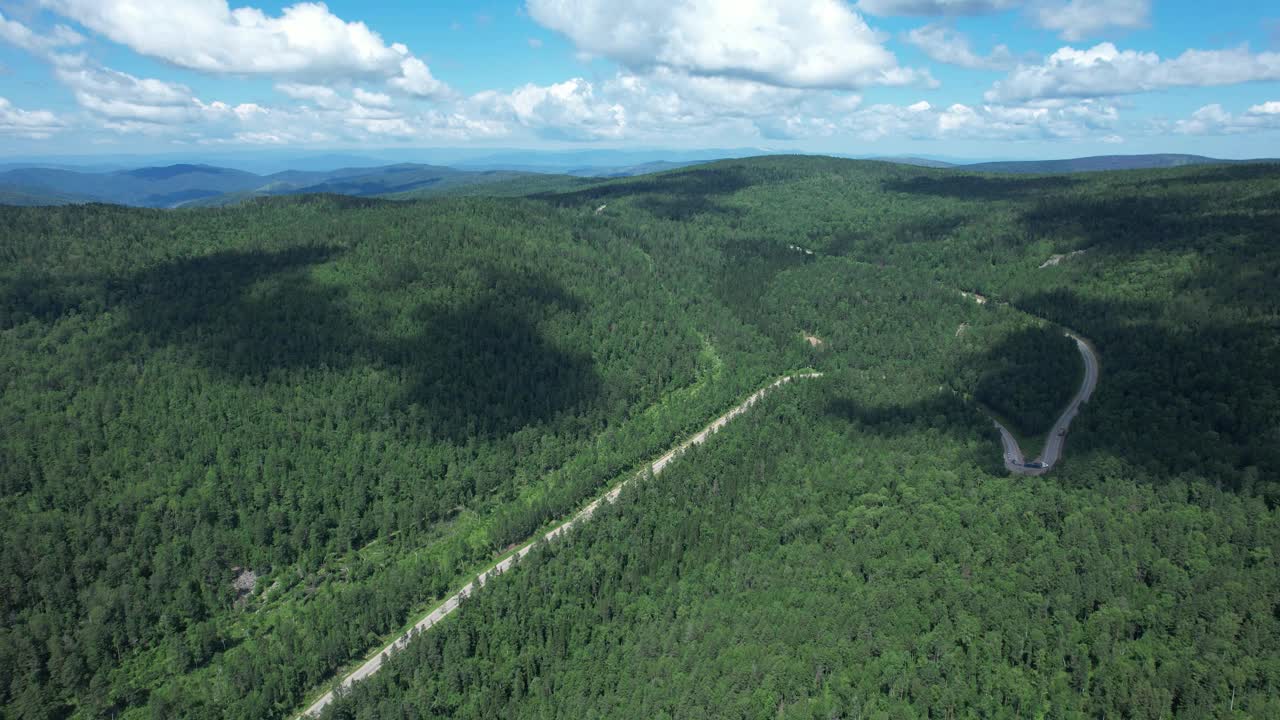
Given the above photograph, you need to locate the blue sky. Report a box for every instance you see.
[0,0,1278,159]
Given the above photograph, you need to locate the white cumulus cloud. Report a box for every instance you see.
[485,66,1121,144]
[40,0,450,96]
[0,14,262,136]
[1035,0,1149,41]
[860,0,1150,40]
[0,11,83,53]
[987,43,1280,102]
[904,24,1014,70]
[857,0,1020,15]
[353,88,392,108]
[526,0,929,90]
[815,97,1119,142]
[477,78,627,140]
[388,57,448,98]
[39,52,271,137]
[51,54,204,126]
[0,96,67,138]
[276,83,347,110]
[200,87,504,144]
[1174,101,1280,135]
[470,68,872,143]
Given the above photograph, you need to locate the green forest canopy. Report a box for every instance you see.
[1,156,1277,718]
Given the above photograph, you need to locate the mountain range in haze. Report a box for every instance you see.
[0,163,627,208]
[0,153,1274,208]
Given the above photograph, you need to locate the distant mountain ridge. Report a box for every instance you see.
[864,156,957,169]
[118,164,255,180]
[959,154,1272,174]
[183,164,546,207]
[0,147,767,174]
[2,153,1277,208]
[0,163,557,208]
[0,184,99,206]
[0,159,733,208]
[0,164,262,207]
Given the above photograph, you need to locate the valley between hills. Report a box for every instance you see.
[2,156,1278,718]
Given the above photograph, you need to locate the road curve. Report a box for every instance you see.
[993,331,1099,476]
[300,372,822,718]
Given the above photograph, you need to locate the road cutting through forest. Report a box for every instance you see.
[300,372,822,717]
[301,266,1102,717]
[952,287,1101,475]
[992,331,1100,476]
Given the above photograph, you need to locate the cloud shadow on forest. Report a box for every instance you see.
[1004,288,1280,499]
[823,392,1008,477]
[714,236,814,338]
[533,166,754,221]
[820,275,1279,504]
[826,212,970,260]
[882,174,1079,201]
[110,247,602,442]
[1020,184,1280,312]
[1003,165,1280,500]
[392,274,600,441]
[1121,162,1280,189]
[116,246,351,373]
[1015,165,1280,256]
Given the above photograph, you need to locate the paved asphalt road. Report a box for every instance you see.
[994,331,1100,476]
[300,373,822,718]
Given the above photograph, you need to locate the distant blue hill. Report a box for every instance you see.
[119,164,256,181]
[0,164,265,207]
[958,154,1272,174]
[0,159,728,208]
[3,153,1276,208]
[0,163,525,208]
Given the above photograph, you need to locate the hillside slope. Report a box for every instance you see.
[322,156,1280,719]
[3,157,1279,719]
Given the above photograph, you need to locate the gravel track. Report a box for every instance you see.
[299,373,822,717]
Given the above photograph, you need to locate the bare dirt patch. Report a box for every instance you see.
[803,333,824,347]
[231,567,258,608]
[1039,249,1087,269]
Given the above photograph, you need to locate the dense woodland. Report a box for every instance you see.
[2,156,1278,718]
[975,326,1082,437]
[322,384,1280,719]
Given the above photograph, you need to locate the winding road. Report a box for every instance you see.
[300,373,822,718]
[992,331,1099,476]
[296,271,1102,715]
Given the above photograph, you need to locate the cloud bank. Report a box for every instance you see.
[40,0,451,97]
[988,44,1280,101]
[526,0,931,89]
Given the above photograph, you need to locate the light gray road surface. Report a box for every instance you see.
[300,373,822,717]
[993,331,1099,476]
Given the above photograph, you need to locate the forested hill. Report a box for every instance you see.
[2,156,1279,719]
